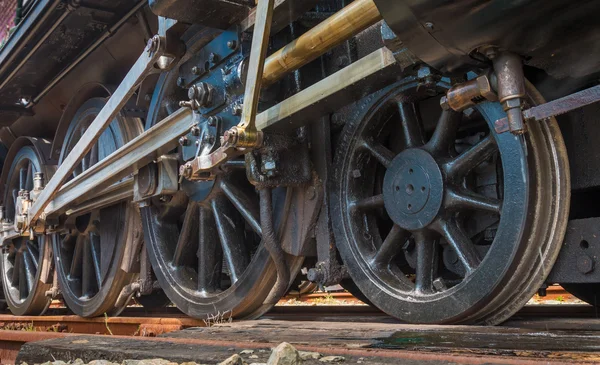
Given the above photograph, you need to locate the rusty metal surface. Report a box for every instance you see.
[495,84,600,133]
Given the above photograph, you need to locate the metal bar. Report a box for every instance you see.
[65,179,134,217]
[494,84,600,133]
[31,1,147,105]
[44,108,193,217]
[28,38,166,225]
[239,0,275,130]
[261,0,382,87]
[257,47,399,131]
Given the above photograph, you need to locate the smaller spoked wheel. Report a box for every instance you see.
[52,97,143,317]
[331,78,569,324]
[1,144,54,315]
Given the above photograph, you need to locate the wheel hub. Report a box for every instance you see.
[383,148,443,230]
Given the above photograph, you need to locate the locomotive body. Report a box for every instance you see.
[0,0,597,324]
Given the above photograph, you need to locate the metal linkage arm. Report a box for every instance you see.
[181,0,275,180]
[27,35,167,228]
[494,84,600,134]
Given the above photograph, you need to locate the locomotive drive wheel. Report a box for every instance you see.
[142,68,305,319]
[52,98,143,317]
[0,143,54,315]
[142,176,305,319]
[331,77,570,324]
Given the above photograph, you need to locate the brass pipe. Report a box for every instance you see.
[262,0,382,86]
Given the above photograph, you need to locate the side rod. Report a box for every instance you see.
[27,36,166,227]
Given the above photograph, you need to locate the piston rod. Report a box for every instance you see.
[261,0,382,86]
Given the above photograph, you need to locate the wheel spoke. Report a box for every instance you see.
[351,194,384,212]
[373,225,410,267]
[18,254,27,299]
[397,101,425,148]
[24,163,33,190]
[19,167,27,190]
[69,236,84,280]
[82,235,98,297]
[361,139,394,168]
[25,241,39,269]
[11,252,21,286]
[220,179,262,235]
[445,136,497,179]
[197,205,222,293]
[425,110,462,156]
[89,143,99,166]
[22,250,36,293]
[172,202,199,267]
[437,219,481,275]
[89,233,103,288]
[211,197,250,284]
[414,232,437,294]
[445,188,502,214]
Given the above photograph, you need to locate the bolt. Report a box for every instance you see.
[146,36,159,54]
[208,53,219,64]
[433,278,447,291]
[159,195,172,203]
[191,66,203,75]
[179,136,189,146]
[424,22,435,31]
[227,40,237,49]
[179,164,192,179]
[577,254,594,274]
[177,77,186,88]
[144,93,152,102]
[195,140,201,147]
[440,95,450,111]
[352,169,361,178]
[207,116,218,127]
[232,104,243,116]
[190,125,201,136]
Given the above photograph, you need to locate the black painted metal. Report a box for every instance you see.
[149,0,251,30]
[548,218,600,284]
[374,0,600,78]
[51,97,142,317]
[0,0,145,125]
[330,75,569,324]
[0,145,53,315]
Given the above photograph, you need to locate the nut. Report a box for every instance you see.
[440,95,450,110]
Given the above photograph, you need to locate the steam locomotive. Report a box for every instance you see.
[0,0,598,325]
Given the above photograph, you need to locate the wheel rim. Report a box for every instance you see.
[1,145,52,315]
[52,97,142,317]
[331,76,568,324]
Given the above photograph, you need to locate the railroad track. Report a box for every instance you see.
[0,304,597,364]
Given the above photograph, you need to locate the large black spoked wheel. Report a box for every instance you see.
[331,77,570,324]
[1,143,55,315]
[52,97,143,317]
[142,173,304,319]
